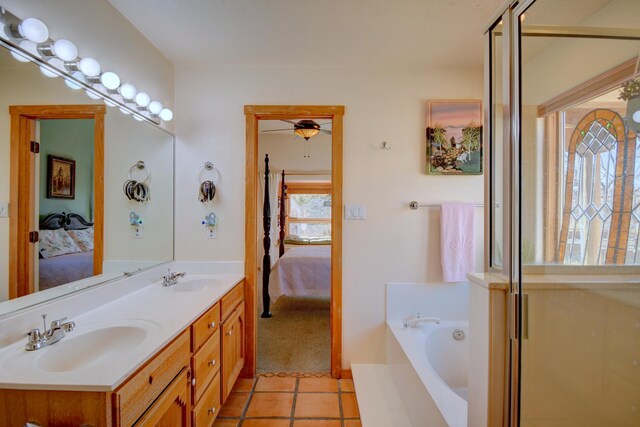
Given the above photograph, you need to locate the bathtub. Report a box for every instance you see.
[387,319,469,427]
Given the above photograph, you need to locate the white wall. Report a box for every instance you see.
[1,0,175,133]
[175,65,484,367]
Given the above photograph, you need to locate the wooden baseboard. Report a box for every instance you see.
[341,369,353,379]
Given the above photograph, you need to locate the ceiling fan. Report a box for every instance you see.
[260,119,332,140]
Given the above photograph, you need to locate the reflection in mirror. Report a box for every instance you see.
[0,43,174,316]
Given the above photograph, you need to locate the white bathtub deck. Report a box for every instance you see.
[352,363,414,427]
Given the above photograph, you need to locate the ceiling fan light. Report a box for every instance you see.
[294,128,320,140]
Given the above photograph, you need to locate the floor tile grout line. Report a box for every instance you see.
[289,377,300,427]
[339,378,345,427]
[237,378,257,426]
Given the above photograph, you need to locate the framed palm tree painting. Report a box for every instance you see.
[426,99,483,175]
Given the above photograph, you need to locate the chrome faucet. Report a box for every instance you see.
[402,313,441,328]
[25,314,75,351]
[162,269,186,286]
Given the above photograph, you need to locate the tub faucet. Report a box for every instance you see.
[402,313,441,328]
[163,269,186,286]
[25,314,75,351]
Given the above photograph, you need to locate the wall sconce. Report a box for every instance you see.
[0,7,174,124]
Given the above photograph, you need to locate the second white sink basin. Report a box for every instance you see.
[171,277,225,292]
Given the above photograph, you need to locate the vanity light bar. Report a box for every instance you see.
[0,6,174,125]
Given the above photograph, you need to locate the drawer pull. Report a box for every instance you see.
[148,376,153,384]
[208,359,216,367]
[192,377,196,386]
[226,330,232,336]
[208,322,216,329]
[208,407,216,415]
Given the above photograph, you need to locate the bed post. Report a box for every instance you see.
[261,154,272,318]
[278,170,286,258]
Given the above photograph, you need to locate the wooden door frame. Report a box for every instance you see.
[243,105,344,378]
[9,104,106,298]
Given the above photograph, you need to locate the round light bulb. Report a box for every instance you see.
[135,92,151,107]
[159,108,173,121]
[119,107,131,115]
[51,39,77,62]
[86,90,102,100]
[40,66,57,78]
[104,98,117,108]
[11,40,38,62]
[633,110,640,124]
[119,83,137,100]
[10,48,31,63]
[65,71,84,90]
[134,115,145,122]
[100,71,120,90]
[148,100,163,115]
[78,57,101,77]
[18,18,49,43]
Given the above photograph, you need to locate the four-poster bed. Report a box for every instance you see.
[260,154,332,318]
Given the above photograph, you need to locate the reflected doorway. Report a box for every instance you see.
[9,105,105,299]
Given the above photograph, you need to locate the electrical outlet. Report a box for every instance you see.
[207,224,217,239]
[0,202,8,218]
[132,225,143,239]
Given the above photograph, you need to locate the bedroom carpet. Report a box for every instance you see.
[257,284,331,374]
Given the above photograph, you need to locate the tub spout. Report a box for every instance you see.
[402,314,441,328]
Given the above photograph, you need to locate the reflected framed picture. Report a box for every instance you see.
[47,155,75,199]
[426,99,483,175]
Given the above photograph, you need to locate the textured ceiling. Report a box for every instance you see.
[108,0,508,68]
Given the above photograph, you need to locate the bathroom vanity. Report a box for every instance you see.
[0,275,246,427]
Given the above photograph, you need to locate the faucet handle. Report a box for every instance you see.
[50,317,68,328]
[26,329,42,342]
[62,321,76,332]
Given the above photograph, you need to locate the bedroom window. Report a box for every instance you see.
[283,182,331,240]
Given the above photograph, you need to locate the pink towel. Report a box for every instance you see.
[440,203,475,282]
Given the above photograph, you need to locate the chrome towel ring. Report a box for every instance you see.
[197,161,220,203]
[123,160,151,203]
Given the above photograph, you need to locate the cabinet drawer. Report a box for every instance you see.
[192,327,220,404]
[192,371,221,427]
[221,281,244,321]
[114,330,190,427]
[192,302,221,352]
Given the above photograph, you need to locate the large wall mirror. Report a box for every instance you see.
[0,40,174,317]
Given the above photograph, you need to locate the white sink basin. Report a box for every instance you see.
[171,277,225,292]
[0,319,160,378]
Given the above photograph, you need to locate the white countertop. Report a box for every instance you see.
[0,273,243,392]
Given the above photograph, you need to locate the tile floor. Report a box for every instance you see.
[214,377,362,427]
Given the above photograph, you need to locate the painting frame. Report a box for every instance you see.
[426,99,483,175]
[47,155,76,199]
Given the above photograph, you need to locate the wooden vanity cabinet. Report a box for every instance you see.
[221,282,245,403]
[133,368,191,427]
[0,280,246,427]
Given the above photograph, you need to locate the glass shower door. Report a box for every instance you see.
[516,0,640,425]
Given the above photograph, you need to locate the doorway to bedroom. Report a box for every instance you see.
[257,118,333,375]
[244,105,344,379]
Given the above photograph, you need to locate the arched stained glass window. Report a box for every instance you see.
[558,109,636,264]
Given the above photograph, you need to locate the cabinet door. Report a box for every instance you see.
[134,369,191,427]
[221,302,245,403]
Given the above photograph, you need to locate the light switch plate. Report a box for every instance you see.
[344,204,366,220]
[0,202,7,218]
